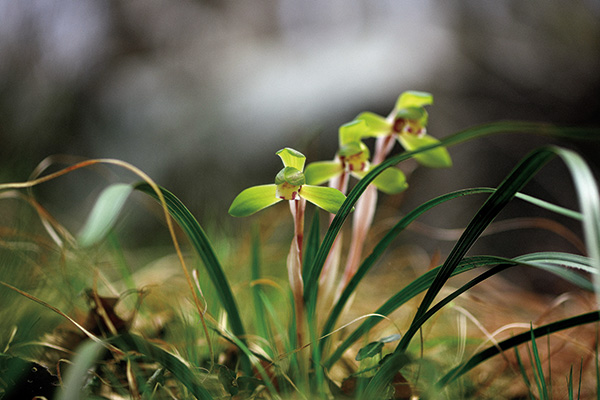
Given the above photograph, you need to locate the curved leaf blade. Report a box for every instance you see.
[135,183,250,372]
[78,183,133,247]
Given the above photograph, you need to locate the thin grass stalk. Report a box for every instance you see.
[530,324,550,399]
[250,225,273,356]
[514,346,536,400]
[320,188,501,357]
[437,311,600,388]
[0,158,217,368]
[135,183,250,372]
[363,145,595,397]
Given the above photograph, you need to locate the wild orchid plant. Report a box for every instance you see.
[227,91,454,381]
[228,147,346,346]
[301,92,452,302]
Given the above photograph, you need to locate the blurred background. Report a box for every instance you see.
[1,0,599,290]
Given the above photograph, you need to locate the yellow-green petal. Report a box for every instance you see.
[354,167,408,195]
[300,185,347,214]
[304,160,344,185]
[338,120,369,146]
[395,91,433,110]
[276,148,305,171]
[228,184,282,217]
[398,133,452,168]
[355,112,391,137]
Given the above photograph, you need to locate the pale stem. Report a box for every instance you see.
[320,170,349,282]
[318,170,349,315]
[288,198,306,346]
[336,134,394,297]
[337,184,378,296]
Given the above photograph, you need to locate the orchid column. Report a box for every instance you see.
[229,148,346,345]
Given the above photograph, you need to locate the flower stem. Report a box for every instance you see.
[288,198,306,347]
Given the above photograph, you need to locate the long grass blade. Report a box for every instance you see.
[250,225,272,356]
[324,256,511,368]
[364,144,600,397]
[56,340,107,400]
[320,187,584,359]
[304,123,599,318]
[514,346,536,400]
[530,324,549,399]
[303,210,320,284]
[111,333,213,400]
[134,183,249,371]
[324,251,594,369]
[436,311,600,388]
[78,183,133,247]
[552,148,600,302]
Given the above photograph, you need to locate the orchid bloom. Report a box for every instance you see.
[303,120,408,195]
[357,91,452,168]
[228,148,347,217]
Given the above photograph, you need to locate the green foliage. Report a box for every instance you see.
[1,91,599,399]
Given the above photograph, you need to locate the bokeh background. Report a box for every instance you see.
[1,0,599,290]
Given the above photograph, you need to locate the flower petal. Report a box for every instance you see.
[354,167,408,195]
[398,133,452,168]
[228,184,282,217]
[338,120,369,145]
[395,91,433,110]
[355,112,391,137]
[300,185,347,214]
[304,160,344,185]
[276,148,305,171]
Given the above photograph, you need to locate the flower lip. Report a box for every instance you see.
[275,166,305,186]
[276,182,302,200]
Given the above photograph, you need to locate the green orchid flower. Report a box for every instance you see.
[228,148,347,217]
[303,120,408,195]
[356,91,452,168]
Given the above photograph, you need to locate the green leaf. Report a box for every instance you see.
[56,340,107,400]
[304,121,600,346]
[303,211,321,283]
[354,166,408,195]
[395,90,433,109]
[436,311,600,389]
[300,185,346,214]
[339,120,370,145]
[111,333,213,399]
[135,183,251,374]
[380,334,402,343]
[397,133,452,168]
[276,147,306,171]
[228,184,281,217]
[355,111,391,137]
[304,160,343,185]
[78,183,133,247]
[356,334,402,361]
[356,341,384,361]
